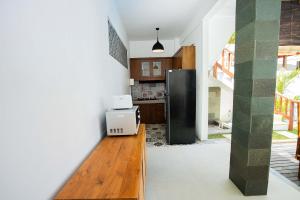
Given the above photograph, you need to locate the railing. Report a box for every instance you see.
[274,93,300,131]
[297,103,300,179]
[213,48,234,79]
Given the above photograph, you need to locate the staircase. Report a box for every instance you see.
[210,46,300,132]
[212,48,234,90]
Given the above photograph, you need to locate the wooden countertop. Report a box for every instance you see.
[54,124,146,200]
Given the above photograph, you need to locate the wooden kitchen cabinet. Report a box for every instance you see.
[130,57,172,81]
[136,103,165,124]
[173,45,195,69]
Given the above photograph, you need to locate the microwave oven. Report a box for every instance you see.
[106,106,140,136]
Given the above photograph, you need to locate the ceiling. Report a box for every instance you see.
[115,0,218,41]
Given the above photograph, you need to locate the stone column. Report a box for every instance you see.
[229,0,281,196]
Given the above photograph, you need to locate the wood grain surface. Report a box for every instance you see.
[54,124,146,200]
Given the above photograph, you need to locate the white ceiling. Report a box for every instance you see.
[115,0,219,41]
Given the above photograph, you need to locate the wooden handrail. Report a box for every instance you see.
[213,62,234,79]
[275,93,300,131]
[213,47,300,80]
[213,48,235,79]
[297,103,300,179]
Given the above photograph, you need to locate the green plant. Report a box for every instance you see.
[228,32,235,44]
[294,96,300,100]
[276,69,300,94]
[208,134,225,139]
[272,131,289,140]
[289,128,299,135]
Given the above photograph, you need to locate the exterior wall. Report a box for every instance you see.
[0,0,129,199]
[209,87,221,121]
[208,15,236,68]
[208,79,234,123]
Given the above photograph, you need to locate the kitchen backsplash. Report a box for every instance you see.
[131,81,165,100]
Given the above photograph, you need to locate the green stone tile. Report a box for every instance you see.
[250,114,274,135]
[232,110,251,132]
[229,164,247,193]
[250,97,275,115]
[235,39,255,64]
[234,79,253,97]
[232,125,250,147]
[236,22,255,45]
[246,166,270,181]
[230,139,249,166]
[252,59,277,79]
[244,179,269,196]
[256,0,281,21]
[248,149,271,166]
[252,79,276,97]
[255,20,281,41]
[255,40,279,60]
[236,0,256,31]
[230,153,248,179]
[231,156,270,180]
[232,125,272,149]
[234,61,253,80]
[248,134,272,149]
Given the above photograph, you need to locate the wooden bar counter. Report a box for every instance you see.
[54,124,146,200]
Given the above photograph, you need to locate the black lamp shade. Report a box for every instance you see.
[152,41,164,53]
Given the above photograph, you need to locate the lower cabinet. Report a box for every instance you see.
[135,103,165,124]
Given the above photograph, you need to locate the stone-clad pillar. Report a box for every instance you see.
[229,0,281,196]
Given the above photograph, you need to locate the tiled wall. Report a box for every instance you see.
[131,81,165,100]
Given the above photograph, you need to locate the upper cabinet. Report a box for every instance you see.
[130,58,172,81]
[173,45,195,69]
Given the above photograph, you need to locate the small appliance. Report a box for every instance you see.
[112,95,133,109]
[106,106,140,136]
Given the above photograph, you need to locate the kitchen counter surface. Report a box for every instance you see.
[133,99,166,104]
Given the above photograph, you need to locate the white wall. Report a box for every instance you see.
[129,39,180,58]
[180,0,235,140]
[208,79,234,122]
[180,22,209,140]
[220,87,233,122]
[0,0,129,199]
[208,16,235,68]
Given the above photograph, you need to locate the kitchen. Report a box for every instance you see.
[130,45,196,146]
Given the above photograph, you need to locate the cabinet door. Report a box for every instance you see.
[141,61,151,77]
[173,49,183,69]
[136,104,165,124]
[151,103,165,123]
[182,46,195,69]
[130,59,140,80]
[138,104,150,123]
[152,61,162,77]
[162,58,173,78]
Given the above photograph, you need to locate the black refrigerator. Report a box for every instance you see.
[166,69,196,145]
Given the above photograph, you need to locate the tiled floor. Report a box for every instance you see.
[146,124,167,146]
[271,142,300,186]
[146,124,300,187]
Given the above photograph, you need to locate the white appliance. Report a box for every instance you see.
[112,95,133,109]
[106,106,140,136]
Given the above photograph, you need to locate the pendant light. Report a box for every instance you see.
[152,28,164,53]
